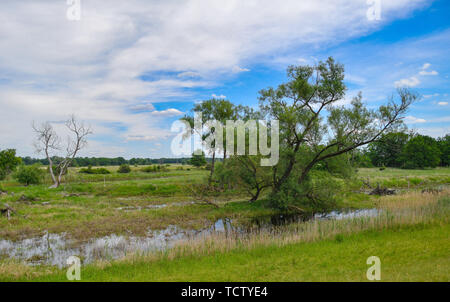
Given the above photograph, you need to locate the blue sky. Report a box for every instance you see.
[0,0,448,158]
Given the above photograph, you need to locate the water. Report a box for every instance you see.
[0,209,379,268]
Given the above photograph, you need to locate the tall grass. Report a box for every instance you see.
[104,191,449,266]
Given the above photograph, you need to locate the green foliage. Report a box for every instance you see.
[189,151,207,167]
[256,57,414,211]
[350,149,373,168]
[269,171,342,212]
[13,164,42,185]
[367,132,410,167]
[117,164,131,174]
[314,149,355,179]
[79,166,111,174]
[400,135,441,169]
[437,134,450,166]
[0,149,22,180]
[141,165,159,173]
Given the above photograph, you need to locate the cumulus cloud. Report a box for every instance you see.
[149,108,184,117]
[212,94,227,99]
[404,116,427,124]
[0,0,430,156]
[419,62,438,76]
[395,76,420,88]
[437,102,448,106]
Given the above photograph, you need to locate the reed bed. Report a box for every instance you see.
[108,190,449,267]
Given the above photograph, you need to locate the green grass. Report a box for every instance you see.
[1,190,448,282]
[6,223,448,282]
[0,166,448,241]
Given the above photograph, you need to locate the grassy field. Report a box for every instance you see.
[0,166,448,241]
[1,191,448,281]
[0,165,449,281]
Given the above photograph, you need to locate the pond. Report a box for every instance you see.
[0,208,379,268]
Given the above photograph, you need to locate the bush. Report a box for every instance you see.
[141,166,158,173]
[0,149,22,180]
[117,164,131,174]
[14,164,42,186]
[79,166,111,174]
[269,171,341,213]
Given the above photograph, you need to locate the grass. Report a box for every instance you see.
[45,225,446,282]
[0,166,448,241]
[1,192,448,282]
[0,166,449,282]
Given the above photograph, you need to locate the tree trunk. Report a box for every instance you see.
[47,158,59,188]
[209,150,216,181]
[250,187,261,202]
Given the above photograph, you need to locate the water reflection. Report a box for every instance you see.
[0,208,379,268]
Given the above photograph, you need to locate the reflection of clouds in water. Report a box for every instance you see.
[0,226,191,268]
[0,209,379,268]
[314,209,380,220]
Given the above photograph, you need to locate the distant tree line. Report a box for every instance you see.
[357,132,449,169]
[19,156,215,167]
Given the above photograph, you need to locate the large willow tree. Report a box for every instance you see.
[223,57,416,211]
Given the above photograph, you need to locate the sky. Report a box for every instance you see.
[0,0,449,159]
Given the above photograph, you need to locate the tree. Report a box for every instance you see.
[189,150,207,167]
[0,149,22,180]
[254,57,415,211]
[400,135,441,169]
[14,164,42,186]
[33,115,92,188]
[437,134,450,167]
[214,155,272,202]
[367,131,411,167]
[181,99,238,179]
[117,164,131,173]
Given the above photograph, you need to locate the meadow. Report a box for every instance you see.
[0,165,449,281]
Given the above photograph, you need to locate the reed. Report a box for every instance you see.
[114,190,449,266]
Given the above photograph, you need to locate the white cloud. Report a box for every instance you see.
[130,103,155,111]
[177,71,201,78]
[419,70,438,76]
[437,102,448,106]
[149,108,184,117]
[231,66,250,73]
[212,94,227,99]
[421,63,431,70]
[404,116,427,124]
[395,76,420,88]
[0,0,431,156]
[419,62,438,75]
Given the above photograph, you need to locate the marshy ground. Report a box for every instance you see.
[0,165,449,281]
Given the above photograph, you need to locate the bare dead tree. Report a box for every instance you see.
[33,115,92,188]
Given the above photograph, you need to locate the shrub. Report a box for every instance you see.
[117,164,131,174]
[0,149,22,180]
[14,164,42,186]
[141,166,158,173]
[269,171,342,213]
[79,167,111,174]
